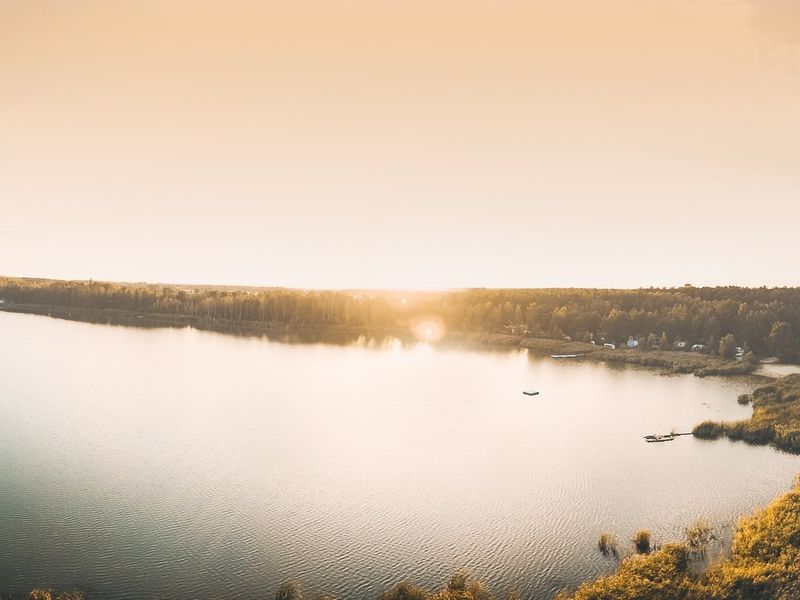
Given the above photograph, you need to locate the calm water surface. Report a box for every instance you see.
[1,312,798,599]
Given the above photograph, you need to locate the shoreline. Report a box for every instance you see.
[0,303,770,379]
[0,302,759,378]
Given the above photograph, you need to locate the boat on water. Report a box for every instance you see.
[549,353,584,359]
[523,389,540,396]
[644,434,675,443]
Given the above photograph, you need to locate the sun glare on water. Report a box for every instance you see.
[410,315,445,343]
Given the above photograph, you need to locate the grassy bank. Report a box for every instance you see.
[558,478,800,600]
[694,374,800,453]
[591,348,757,377]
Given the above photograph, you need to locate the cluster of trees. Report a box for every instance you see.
[2,278,800,359]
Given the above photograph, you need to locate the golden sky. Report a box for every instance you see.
[1,0,799,288]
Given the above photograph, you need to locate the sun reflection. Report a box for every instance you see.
[410,315,445,343]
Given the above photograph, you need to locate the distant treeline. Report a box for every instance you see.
[2,278,800,359]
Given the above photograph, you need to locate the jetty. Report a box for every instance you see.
[643,432,693,443]
[644,434,674,443]
[549,353,584,359]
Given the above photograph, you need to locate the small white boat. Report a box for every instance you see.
[523,389,540,396]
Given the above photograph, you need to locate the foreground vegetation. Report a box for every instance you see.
[694,374,800,452]
[559,478,800,600]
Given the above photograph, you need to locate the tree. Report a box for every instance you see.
[719,334,738,359]
[646,333,658,350]
[769,321,798,362]
[707,334,718,356]
[660,332,669,350]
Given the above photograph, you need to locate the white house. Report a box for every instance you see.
[627,337,639,349]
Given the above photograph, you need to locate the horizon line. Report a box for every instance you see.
[2,274,799,293]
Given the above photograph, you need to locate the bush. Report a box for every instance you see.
[685,519,713,553]
[598,532,618,556]
[693,421,724,439]
[380,582,429,600]
[434,571,493,600]
[276,581,303,600]
[634,530,652,554]
[559,544,691,600]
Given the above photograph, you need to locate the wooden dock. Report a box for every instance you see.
[644,432,693,443]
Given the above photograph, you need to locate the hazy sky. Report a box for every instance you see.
[2,0,799,289]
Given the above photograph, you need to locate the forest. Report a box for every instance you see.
[1,277,800,360]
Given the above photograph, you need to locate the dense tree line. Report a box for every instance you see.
[2,278,800,359]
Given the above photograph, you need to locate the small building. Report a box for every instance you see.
[505,323,528,335]
[627,337,639,349]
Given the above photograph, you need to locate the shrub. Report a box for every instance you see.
[559,544,691,600]
[380,581,429,600]
[434,572,493,600]
[693,421,724,439]
[634,530,652,554]
[598,532,618,556]
[685,519,713,553]
[276,581,303,600]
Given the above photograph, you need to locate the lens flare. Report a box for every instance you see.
[410,315,445,343]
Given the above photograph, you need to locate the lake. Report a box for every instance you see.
[0,311,798,599]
